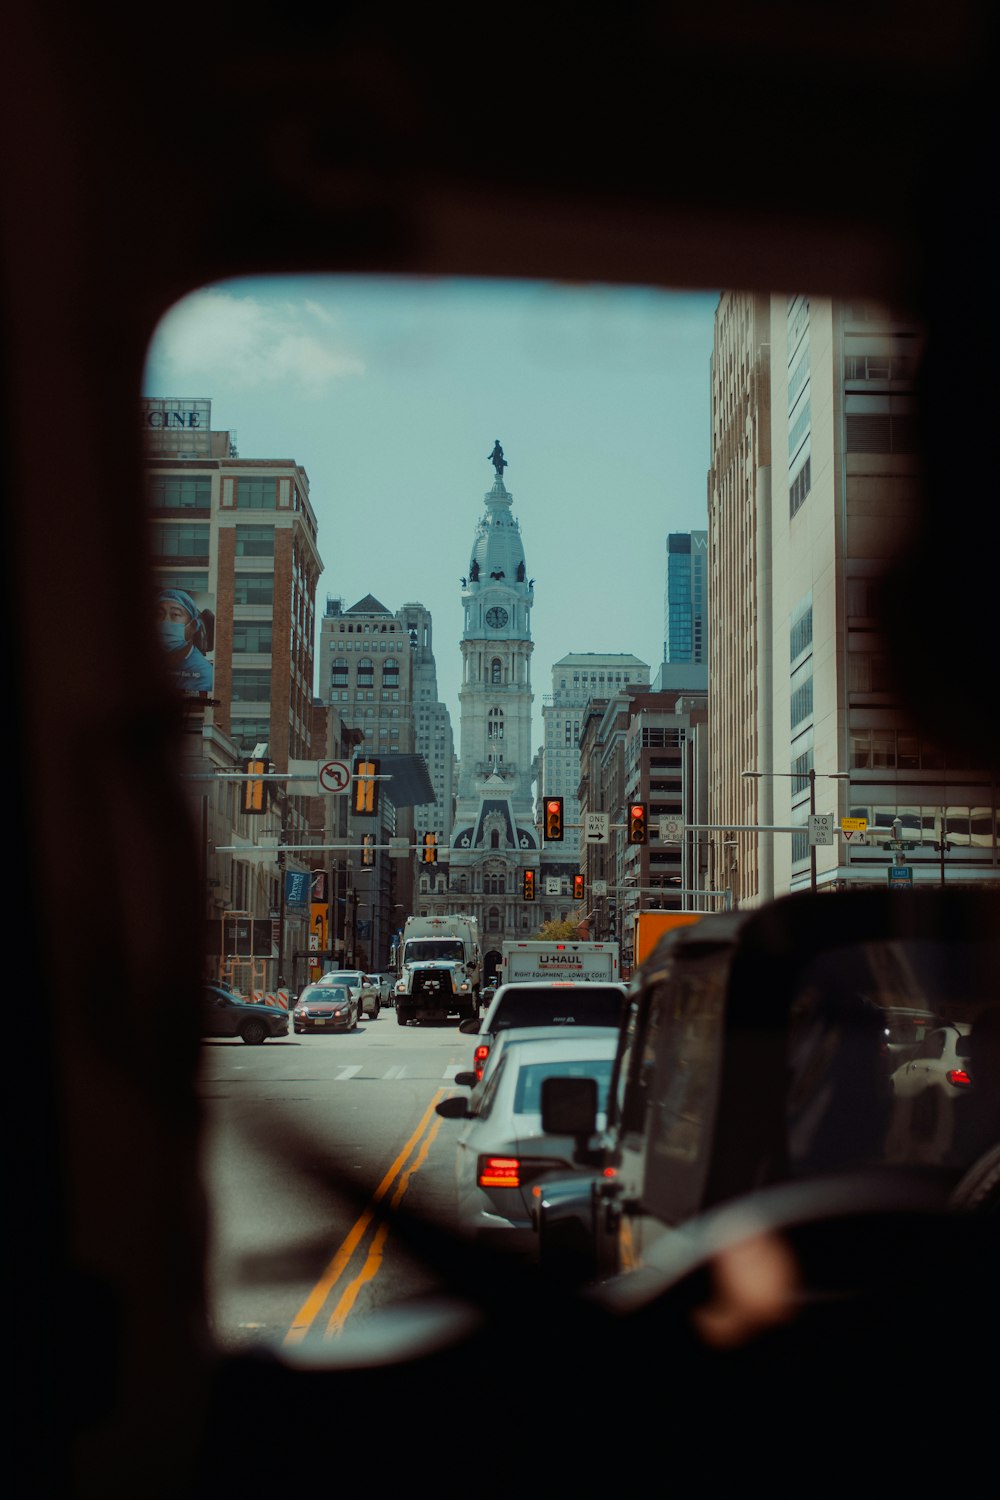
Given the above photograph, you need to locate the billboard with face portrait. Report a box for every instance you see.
[156,586,215,696]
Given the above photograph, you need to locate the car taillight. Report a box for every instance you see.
[478,1156,521,1189]
[946,1069,972,1088]
[474,1043,489,1081]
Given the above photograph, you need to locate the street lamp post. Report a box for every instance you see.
[743,769,850,894]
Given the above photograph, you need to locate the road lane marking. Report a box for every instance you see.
[283,1089,446,1345]
[325,1112,446,1336]
[335,1065,363,1079]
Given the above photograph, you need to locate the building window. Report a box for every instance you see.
[231,669,271,700]
[150,523,209,558]
[233,624,273,653]
[383,659,400,687]
[490,658,502,684]
[487,707,504,740]
[357,658,374,687]
[147,476,211,511]
[234,526,274,557]
[331,659,348,687]
[234,573,274,605]
[230,718,271,752]
[235,477,277,509]
[789,457,811,518]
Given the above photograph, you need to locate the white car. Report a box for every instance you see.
[460,980,628,1083]
[435,1030,618,1256]
[886,1022,972,1165]
[317,969,381,1020]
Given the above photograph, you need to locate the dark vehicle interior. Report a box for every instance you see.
[7,4,996,1495]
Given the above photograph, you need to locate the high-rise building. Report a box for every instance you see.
[664,531,708,664]
[144,395,323,864]
[398,602,455,849]
[707,292,772,902]
[419,444,576,977]
[709,296,999,901]
[542,654,650,861]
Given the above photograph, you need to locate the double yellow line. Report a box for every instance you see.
[284,1089,447,1344]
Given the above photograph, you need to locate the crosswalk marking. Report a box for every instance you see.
[335,1065,363,1080]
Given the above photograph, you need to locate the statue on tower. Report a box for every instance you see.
[488,440,507,477]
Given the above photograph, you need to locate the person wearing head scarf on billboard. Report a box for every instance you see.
[157,587,214,694]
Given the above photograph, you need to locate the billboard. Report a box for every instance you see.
[157,585,215,696]
[142,397,212,456]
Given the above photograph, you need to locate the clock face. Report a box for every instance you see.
[485,606,509,629]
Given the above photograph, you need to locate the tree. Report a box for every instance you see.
[532,918,581,941]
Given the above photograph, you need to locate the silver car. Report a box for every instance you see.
[435,1030,617,1255]
[318,969,381,1020]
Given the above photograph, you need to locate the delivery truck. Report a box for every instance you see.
[500,940,620,986]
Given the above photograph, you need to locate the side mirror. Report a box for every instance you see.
[454,1071,477,1087]
[435,1095,471,1119]
[458,1018,481,1035]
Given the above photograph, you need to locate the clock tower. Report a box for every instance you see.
[417,443,540,973]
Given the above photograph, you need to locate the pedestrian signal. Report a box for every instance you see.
[362,834,374,866]
[242,757,268,815]
[628,802,648,845]
[354,757,380,816]
[572,873,585,900]
[523,869,536,901]
[544,796,564,841]
[422,832,438,864]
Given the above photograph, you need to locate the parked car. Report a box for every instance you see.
[201,983,289,1046]
[435,1030,618,1255]
[460,980,628,1083]
[292,982,361,1034]
[318,969,381,1020]
[373,972,396,1007]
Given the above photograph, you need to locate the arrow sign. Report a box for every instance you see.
[585,812,609,844]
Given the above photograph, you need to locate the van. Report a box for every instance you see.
[537,889,1000,1282]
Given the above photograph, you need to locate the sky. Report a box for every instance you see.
[142,275,718,749]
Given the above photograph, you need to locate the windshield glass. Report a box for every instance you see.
[404,941,464,963]
[491,987,627,1030]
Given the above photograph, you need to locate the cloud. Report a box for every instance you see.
[149,288,365,394]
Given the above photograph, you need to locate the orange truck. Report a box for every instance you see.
[631,910,705,971]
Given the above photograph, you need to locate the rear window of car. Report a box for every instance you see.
[491,987,626,1030]
[513,1058,614,1115]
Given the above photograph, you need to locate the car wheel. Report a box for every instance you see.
[396,1007,409,1026]
[371,1002,380,1019]
[239,1018,267,1045]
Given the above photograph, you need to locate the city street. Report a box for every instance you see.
[198,1016,474,1352]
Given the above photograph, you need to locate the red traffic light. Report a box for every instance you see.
[523,869,536,900]
[628,802,648,844]
[572,874,585,900]
[544,796,564,841]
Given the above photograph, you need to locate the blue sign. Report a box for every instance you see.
[887,866,913,887]
[285,870,310,910]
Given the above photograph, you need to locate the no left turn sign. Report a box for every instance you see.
[319,760,351,793]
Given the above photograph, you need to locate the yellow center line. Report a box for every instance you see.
[284,1089,447,1345]
[324,1111,446,1336]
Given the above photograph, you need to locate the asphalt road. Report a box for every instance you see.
[197,1013,477,1354]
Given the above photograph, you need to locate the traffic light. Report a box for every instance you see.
[572,873,585,901]
[422,831,437,864]
[353,757,380,816]
[362,834,374,866]
[628,801,648,844]
[522,869,536,901]
[242,757,268,815]
[543,796,564,842]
